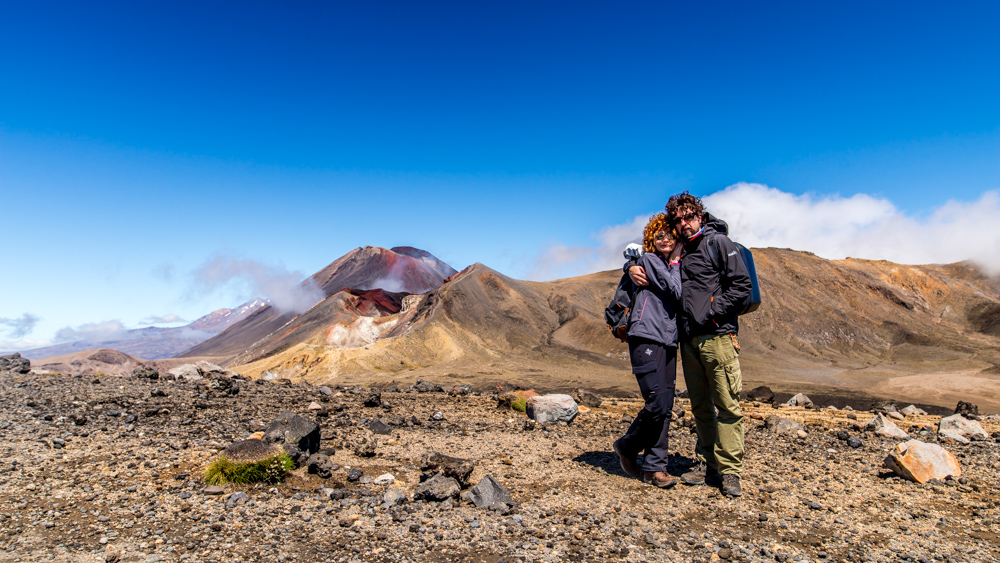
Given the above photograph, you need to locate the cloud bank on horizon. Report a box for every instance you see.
[191,255,325,315]
[530,183,1000,280]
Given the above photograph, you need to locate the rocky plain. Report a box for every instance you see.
[1,354,999,563]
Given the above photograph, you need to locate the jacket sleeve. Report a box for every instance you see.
[622,257,638,274]
[710,235,752,318]
[638,254,682,301]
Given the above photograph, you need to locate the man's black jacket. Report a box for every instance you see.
[677,213,752,338]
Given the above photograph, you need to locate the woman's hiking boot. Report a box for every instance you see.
[612,440,640,479]
[721,474,742,497]
[680,462,721,486]
[643,471,679,488]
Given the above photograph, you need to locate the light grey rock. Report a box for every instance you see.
[865,413,909,440]
[526,394,579,424]
[764,415,805,436]
[384,487,407,506]
[783,393,813,408]
[900,405,928,416]
[167,364,203,381]
[939,414,989,441]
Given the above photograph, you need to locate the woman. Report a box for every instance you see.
[612,213,683,488]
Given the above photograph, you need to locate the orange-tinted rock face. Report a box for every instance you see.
[883,439,962,483]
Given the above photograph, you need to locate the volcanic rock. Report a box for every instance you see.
[954,401,979,420]
[414,473,461,502]
[745,385,775,403]
[264,411,321,461]
[865,413,909,439]
[526,394,579,424]
[883,439,962,484]
[938,414,989,442]
[306,453,335,479]
[0,353,30,374]
[413,379,443,393]
[900,405,928,416]
[783,393,813,408]
[467,475,515,511]
[765,415,805,436]
[353,436,377,458]
[222,439,281,462]
[420,451,474,487]
[131,366,159,379]
[571,388,603,408]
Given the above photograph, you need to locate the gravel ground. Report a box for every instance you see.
[1,369,999,563]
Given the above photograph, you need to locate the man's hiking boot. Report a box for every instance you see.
[612,440,640,479]
[680,462,721,486]
[721,474,742,497]
[643,471,679,489]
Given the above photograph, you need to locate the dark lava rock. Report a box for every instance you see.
[150,387,167,398]
[836,430,850,441]
[675,389,689,399]
[363,391,381,408]
[448,384,472,396]
[306,453,335,479]
[131,366,159,379]
[847,437,863,448]
[414,473,461,501]
[347,468,363,482]
[0,353,30,374]
[744,385,775,403]
[420,451,474,487]
[571,388,603,408]
[352,437,376,458]
[467,475,516,511]
[955,401,979,420]
[318,386,333,396]
[413,379,443,393]
[264,411,321,459]
[367,418,392,435]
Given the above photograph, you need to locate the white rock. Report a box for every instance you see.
[374,473,395,485]
[865,413,909,440]
[167,364,203,381]
[784,393,813,408]
[526,394,579,424]
[900,405,928,416]
[939,414,989,441]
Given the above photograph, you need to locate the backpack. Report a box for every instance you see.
[706,235,761,314]
[604,271,637,342]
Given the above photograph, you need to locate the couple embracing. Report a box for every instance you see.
[612,192,752,498]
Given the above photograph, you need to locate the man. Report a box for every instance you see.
[628,192,752,497]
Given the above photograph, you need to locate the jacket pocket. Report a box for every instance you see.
[630,342,659,375]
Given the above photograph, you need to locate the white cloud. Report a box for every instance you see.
[706,183,1000,272]
[529,183,1000,279]
[54,320,130,343]
[0,313,40,339]
[141,314,187,325]
[191,255,324,314]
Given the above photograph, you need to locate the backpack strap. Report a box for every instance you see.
[706,234,722,272]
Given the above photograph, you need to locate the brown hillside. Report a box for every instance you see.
[226,249,1000,411]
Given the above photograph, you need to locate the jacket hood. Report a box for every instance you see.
[701,212,729,237]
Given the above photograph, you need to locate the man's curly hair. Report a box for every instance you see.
[642,213,675,253]
[666,191,705,222]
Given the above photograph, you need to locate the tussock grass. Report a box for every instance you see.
[511,395,527,412]
[203,452,294,485]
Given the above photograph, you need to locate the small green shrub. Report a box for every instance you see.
[204,452,294,485]
[511,395,527,412]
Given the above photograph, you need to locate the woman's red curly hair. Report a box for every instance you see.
[642,213,675,253]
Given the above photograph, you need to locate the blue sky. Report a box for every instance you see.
[2,1,999,351]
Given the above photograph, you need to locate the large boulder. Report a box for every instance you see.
[168,364,204,381]
[420,452,474,487]
[939,414,989,442]
[131,366,159,380]
[864,413,909,440]
[0,353,30,374]
[883,439,962,484]
[264,411,321,464]
[526,394,579,424]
